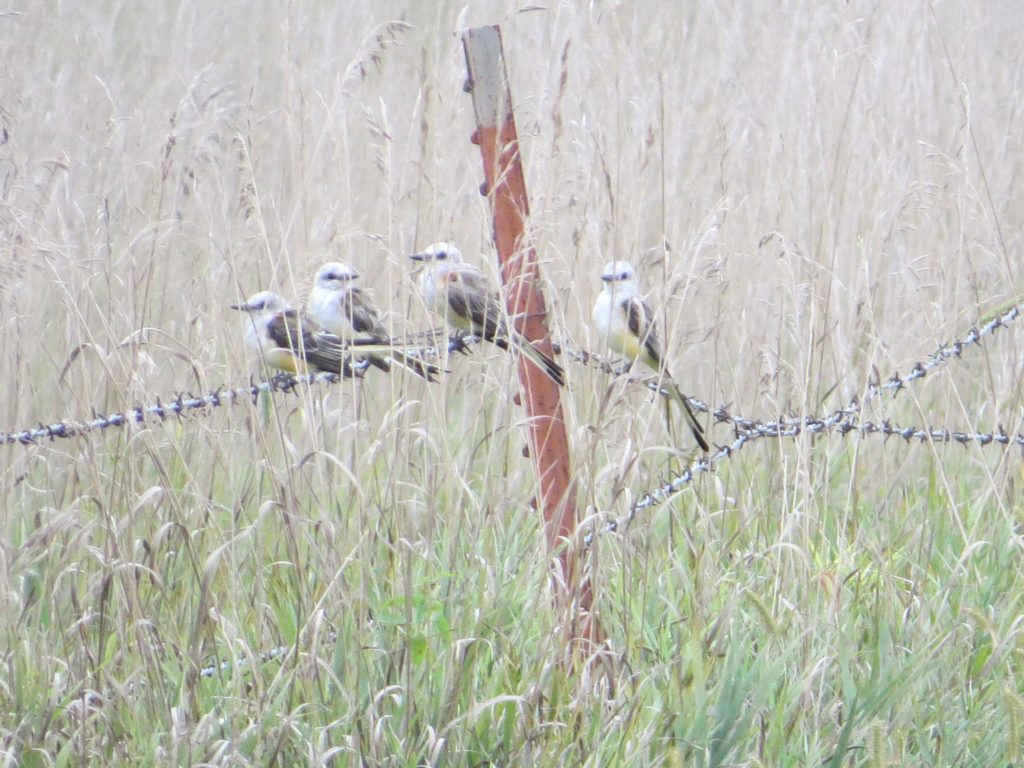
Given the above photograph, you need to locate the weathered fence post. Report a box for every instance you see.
[461,25,600,652]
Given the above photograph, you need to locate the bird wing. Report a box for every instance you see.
[446,266,562,383]
[344,287,389,338]
[623,296,706,449]
[267,310,348,374]
[625,295,663,366]
[444,267,507,343]
[338,292,441,379]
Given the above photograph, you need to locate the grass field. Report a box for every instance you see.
[2,1,1024,765]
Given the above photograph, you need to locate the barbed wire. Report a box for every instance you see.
[583,405,1024,545]
[63,629,333,709]
[558,300,1024,417]
[199,641,295,679]
[575,298,1024,540]
[3,301,1021,448]
[857,302,1021,404]
[0,370,359,446]
[0,336,477,446]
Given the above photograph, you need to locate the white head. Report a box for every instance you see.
[599,260,641,294]
[409,241,464,265]
[313,261,360,291]
[231,290,291,315]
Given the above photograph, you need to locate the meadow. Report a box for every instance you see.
[2,0,1023,764]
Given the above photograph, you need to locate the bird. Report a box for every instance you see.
[231,290,353,377]
[591,260,709,451]
[409,242,564,387]
[307,261,440,382]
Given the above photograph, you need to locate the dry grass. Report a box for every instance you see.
[2,1,1023,765]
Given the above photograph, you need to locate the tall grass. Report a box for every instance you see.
[1,0,1022,764]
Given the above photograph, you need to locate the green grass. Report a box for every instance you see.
[2,0,1024,765]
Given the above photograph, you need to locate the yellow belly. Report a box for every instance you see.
[264,348,308,374]
[607,323,642,361]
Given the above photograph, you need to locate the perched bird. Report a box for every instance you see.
[231,290,352,376]
[307,261,439,382]
[409,242,564,386]
[591,260,709,451]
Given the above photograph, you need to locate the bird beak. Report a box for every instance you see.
[230,303,249,311]
[409,252,429,262]
[600,275,614,282]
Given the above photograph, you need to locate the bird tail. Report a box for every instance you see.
[389,349,442,382]
[512,335,565,387]
[348,335,440,381]
[663,377,709,452]
[367,354,392,373]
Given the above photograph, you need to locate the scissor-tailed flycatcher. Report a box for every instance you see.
[409,242,564,387]
[591,261,709,451]
[231,290,352,376]
[307,261,439,382]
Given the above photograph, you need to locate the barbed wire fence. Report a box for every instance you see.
[0,334,484,445]
[3,303,1022,680]
[3,306,1022,503]
[584,301,1024,542]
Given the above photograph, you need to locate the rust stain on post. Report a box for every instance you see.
[462,26,600,651]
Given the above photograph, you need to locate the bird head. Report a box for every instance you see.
[409,242,464,264]
[599,260,640,293]
[230,290,290,314]
[314,261,360,290]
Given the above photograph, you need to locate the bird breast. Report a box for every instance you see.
[591,290,615,338]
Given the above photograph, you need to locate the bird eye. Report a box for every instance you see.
[326,272,337,281]
[436,251,447,260]
[619,271,629,280]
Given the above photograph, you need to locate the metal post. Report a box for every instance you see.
[461,25,600,650]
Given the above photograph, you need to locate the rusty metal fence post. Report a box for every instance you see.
[461,25,601,651]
